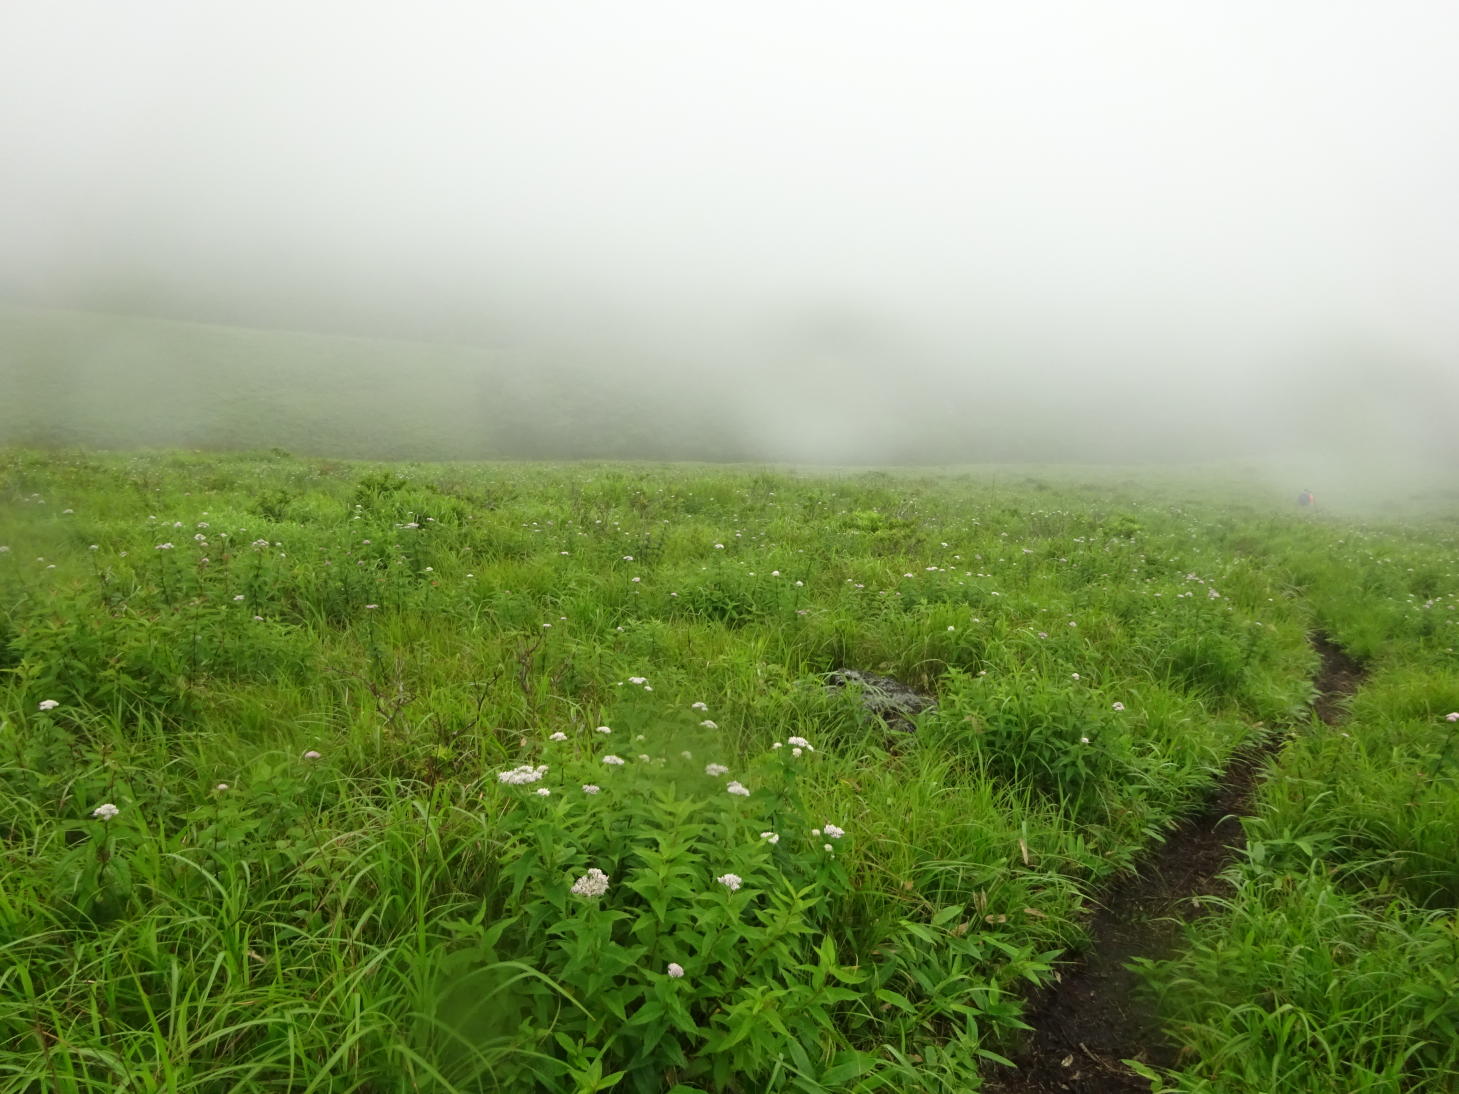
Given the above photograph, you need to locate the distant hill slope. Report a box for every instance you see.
[0,305,1177,466]
[8,306,1457,480]
[0,306,754,460]
[1,306,498,457]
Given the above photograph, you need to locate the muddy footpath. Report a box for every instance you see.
[983,635,1365,1093]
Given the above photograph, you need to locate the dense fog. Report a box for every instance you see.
[3,2,1457,476]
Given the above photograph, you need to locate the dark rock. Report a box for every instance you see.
[826,669,936,726]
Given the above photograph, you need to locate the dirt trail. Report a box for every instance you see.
[984,634,1365,1093]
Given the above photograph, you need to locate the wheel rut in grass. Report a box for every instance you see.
[984,633,1365,1093]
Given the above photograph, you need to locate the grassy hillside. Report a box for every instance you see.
[0,307,760,461]
[0,450,1455,1091]
[15,305,1441,471]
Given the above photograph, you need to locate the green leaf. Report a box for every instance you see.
[873,988,916,1014]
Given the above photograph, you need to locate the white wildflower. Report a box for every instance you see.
[667,962,685,978]
[699,719,718,729]
[691,702,708,711]
[822,824,845,839]
[498,763,548,784]
[704,763,730,777]
[582,784,601,794]
[726,781,750,797]
[602,755,625,765]
[595,725,613,734]
[92,803,120,820]
[716,873,742,892]
[570,867,611,899]
[302,750,322,760]
[760,831,780,845]
[535,788,551,797]
[38,699,59,711]
[548,731,569,742]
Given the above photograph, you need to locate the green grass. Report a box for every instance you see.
[0,448,1454,1091]
[1140,511,1459,1093]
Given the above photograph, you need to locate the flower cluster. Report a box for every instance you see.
[570,867,611,899]
[92,803,120,820]
[499,763,549,785]
[726,781,750,797]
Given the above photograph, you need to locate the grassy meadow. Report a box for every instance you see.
[1,449,1456,1092]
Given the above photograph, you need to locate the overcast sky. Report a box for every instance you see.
[3,2,1457,465]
